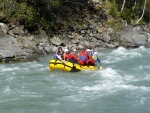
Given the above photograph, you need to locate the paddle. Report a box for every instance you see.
[99,64,103,70]
[95,54,103,70]
[56,54,62,60]
[56,54,67,64]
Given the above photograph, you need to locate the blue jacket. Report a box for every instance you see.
[90,50,95,56]
[97,57,101,64]
[53,54,57,59]
[79,55,87,62]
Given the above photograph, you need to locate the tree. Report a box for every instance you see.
[135,0,147,24]
[121,0,126,12]
[145,0,150,25]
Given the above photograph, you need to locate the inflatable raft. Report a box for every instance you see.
[49,59,98,72]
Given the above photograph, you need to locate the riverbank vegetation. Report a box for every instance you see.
[0,0,150,34]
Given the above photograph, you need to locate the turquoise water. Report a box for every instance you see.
[0,46,150,113]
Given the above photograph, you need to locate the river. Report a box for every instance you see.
[0,46,150,113]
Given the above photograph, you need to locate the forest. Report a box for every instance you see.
[0,0,150,34]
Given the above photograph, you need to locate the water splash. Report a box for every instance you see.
[103,47,143,64]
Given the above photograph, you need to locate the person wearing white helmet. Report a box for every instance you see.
[92,51,101,65]
[84,48,95,65]
[63,48,70,60]
[90,47,97,56]
[69,49,78,63]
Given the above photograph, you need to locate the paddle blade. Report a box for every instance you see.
[56,55,62,60]
[100,66,103,70]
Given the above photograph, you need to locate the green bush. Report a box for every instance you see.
[121,8,134,24]
[14,2,39,31]
[109,2,118,18]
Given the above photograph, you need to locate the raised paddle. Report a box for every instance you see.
[56,54,62,60]
[56,54,68,64]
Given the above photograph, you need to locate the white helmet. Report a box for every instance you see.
[87,49,91,52]
[94,52,98,55]
[73,49,76,51]
[64,49,68,51]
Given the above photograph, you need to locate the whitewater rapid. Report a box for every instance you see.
[0,46,150,113]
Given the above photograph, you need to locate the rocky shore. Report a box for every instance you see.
[0,0,150,63]
[0,21,150,63]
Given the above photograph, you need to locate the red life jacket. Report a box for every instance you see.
[88,56,95,65]
[69,53,78,60]
[79,51,86,57]
[63,53,70,60]
[78,59,85,65]
[85,51,95,65]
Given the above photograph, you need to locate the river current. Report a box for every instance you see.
[0,46,150,113]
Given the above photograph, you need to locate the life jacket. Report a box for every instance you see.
[92,54,98,61]
[53,54,57,59]
[89,57,96,65]
[92,54,101,64]
[69,53,78,60]
[79,51,85,57]
[63,53,70,60]
[79,55,87,62]
[85,51,95,65]
[78,59,85,65]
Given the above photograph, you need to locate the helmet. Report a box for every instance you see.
[87,49,91,52]
[94,52,98,55]
[64,49,68,51]
[73,49,76,51]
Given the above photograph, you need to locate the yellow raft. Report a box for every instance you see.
[49,59,98,72]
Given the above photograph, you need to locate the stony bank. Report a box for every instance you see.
[0,0,150,63]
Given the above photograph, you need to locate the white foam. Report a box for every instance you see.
[101,68,123,80]
[30,63,43,68]
[103,47,142,64]
[134,96,150,107]
[112,47,142,58]
[81,68,125,95]
[138,46,147,51]
[139,97,146,105]
[0,98,19,104]
[1,67,20,72]
[103,57,122,64]
[1,86,11,95]
[124,75,135,82]
[138,65,150,70]
[81,83,150,96]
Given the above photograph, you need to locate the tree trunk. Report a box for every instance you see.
[135,0,147,24]
[133,0,137,10]
[121,0,126,12]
